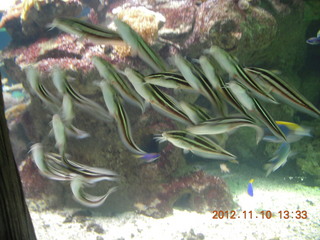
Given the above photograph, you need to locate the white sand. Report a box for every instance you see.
[28,166,320,240]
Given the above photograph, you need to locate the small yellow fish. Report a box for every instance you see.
[220,163,230,173]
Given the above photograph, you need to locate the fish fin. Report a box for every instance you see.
[135,153,160,163]
[48,128,53,137]
[229,159,239,164]
[288,151,297,159]
[142,101,150,113]
[255,126,264,144]
[264,163,273,177]
[46,22,56,30]
[66,125,90,139]
[302,128,313,138]
[262,136,281,143]
[154,135,167,144]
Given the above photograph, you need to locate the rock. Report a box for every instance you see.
[134,171,234,218]
[0,0,82,44]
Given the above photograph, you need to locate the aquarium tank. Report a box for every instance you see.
[1,0,320,239]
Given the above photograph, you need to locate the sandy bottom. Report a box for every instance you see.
[27,165,320,240]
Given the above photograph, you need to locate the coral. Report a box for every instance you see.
[2,34,109,72]
[0,0,82,43]
[237,0,251,10]
[2,0,305,72]
[295,124,320,185]
[19,0,82,21]
[0,3,23,28]
[297,150,320,185]
[134,171,234,218]
[115,6,165,45]
[110,6,165,59]
[21,0,46,20]
[5,101,30,123]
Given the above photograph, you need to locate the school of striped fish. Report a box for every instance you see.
[28,17,318,207]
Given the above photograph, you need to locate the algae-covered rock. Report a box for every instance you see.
[304,0,320,21]
[0,0,82,44]
[296,148,320,185]
[296,122,320,185]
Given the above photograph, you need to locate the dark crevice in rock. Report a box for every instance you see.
[37,50,83,61]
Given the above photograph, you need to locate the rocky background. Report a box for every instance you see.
[1,0,320,217]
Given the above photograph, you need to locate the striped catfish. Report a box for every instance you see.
[125,68,193,125]
[228,81,287,141]
[145,72,192,90]
[26,66,60,112]
[49,17,125,46]
[187,116,263,143]
[71,176,118,207]
[208,46,277,104]
[51,69,113,122]
[246,67,320,118]
[155,130,236,161]
[179,101,211,124]
[92,56,145,111]
[174,54,228,116]
[99,81,160,162]
[46,152,120,182]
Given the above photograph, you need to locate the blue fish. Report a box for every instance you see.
[263,121,311,143]
[247,179,254,197]
[306,30,320,45]
[134,153,161,163]
[11,90,25,99]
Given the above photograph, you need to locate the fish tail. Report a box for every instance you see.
[264,163,274,177]
[134,152,160,163]
[154,135,166,143]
